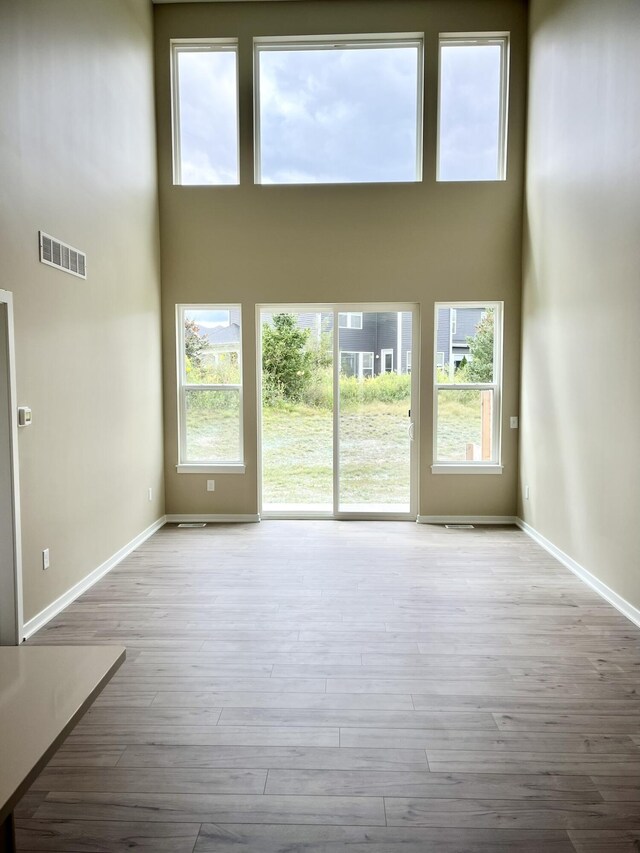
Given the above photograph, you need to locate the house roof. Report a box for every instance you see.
[205,323,241,345]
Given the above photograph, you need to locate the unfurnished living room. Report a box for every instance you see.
[0,0,639,851]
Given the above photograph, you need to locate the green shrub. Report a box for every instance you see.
[300,368,333,409]
[466,309,495,382]
[274,368,412,411]
[186,389,239,413]
[262,314,313,403]
[186,354,240,386]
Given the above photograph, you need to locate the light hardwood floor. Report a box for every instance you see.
[17,521,640,852]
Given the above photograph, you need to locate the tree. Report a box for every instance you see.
[466,309,495,382]
[307,328,333,372]
[262,314,313,402]
[184,318,208,369]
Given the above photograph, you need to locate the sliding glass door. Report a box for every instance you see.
[337,310,413,513]
[260,309,334,513]
[259,305,417,518]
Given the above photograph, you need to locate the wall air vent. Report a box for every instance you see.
[39,231,87,279]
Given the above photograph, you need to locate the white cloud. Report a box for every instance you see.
[258,45,420,184]
[439,44,502,181]
[177,50,238,185]
[175,39,502,186]
[186,309,230,329]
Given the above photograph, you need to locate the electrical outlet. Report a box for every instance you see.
[525,485,530,500]
[42,548,50,570]
[148,487,153,501]
[510,416,519,429]
[207,480,215,492]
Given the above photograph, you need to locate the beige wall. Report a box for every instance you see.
[155,0,527,518]
[0,0,165,623]
[521,0,640,607]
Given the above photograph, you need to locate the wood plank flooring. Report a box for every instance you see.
[17,520,640,852]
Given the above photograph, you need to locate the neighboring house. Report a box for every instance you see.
[338,311,413,378]
[200,308,242,367]
[195,307,485,379]
[261,310,414,378]
[436,306,485,377]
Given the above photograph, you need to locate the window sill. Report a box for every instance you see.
[176,464,246,474]
[431,464,503,475]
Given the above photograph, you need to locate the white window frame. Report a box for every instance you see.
[436,351,445,369]
[406,350,412,374]
[437,32,510,183]
[254,33,424,185]
[170,39,240,186]
[176,304,245,473]
[432,301,503,474]
[338,312,364,330]
[381,348,394,373]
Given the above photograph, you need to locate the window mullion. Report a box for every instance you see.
[184,384,242,392]
[435,383,497,392]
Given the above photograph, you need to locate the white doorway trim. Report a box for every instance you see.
[0,290,23,644]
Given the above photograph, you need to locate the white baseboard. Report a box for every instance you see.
[516,517,640,629]
[22,516,167,640]
[417,515,517,525]
[165,514,260,524]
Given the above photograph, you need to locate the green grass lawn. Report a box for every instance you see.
[261,402,412,507]
[187,393,483,507]
[261,405,333,506]
[186,400,241,462]
[436,390,485,461]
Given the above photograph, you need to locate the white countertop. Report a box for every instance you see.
[0,645,125,822]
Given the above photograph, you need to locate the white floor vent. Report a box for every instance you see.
[445,524,475,529]
[39,231,87,279]
[177,523,207,528]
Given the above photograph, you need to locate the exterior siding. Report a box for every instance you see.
[436,308,450,369]
[436,306,484,372]
[401,311,413,373]
[339,311,378,362]
[259,309,415,375]
[376,311,397,373]
[454,308,484,349]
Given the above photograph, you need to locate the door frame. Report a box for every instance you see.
[256,302,420,521]
[380,348,394,374]
[0,290,23,644]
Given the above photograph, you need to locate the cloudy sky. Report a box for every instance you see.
[438,43,502,181]
[258,45,419,183]
[177,49,239,185]
[185,309,231,329]
[177,41,502,186]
